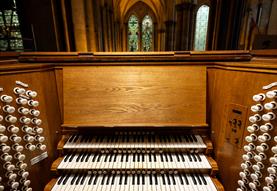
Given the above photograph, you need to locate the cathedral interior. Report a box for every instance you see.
[0,0,277,191]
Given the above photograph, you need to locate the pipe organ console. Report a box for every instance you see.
[238,83,277,191]
[0,82,47,191]
[0,51,277,191]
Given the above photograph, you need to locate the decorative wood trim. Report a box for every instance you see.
[207,156,219,176]
[203,137,213,155]
[51,157,63,171]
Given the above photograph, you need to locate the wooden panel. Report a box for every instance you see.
[208,68,277,191]
[63,66,206,127]
[0,70,61,191]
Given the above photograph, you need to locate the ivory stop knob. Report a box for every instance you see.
[23,180,31,186]
[266,90,277,99]
[0,185,4,191]
[270,157,277,164]
[0,95,13,103]
[0,125,6,132]
[14,87,25,94]
[238,180,244,186]
[1,144,10,152]
[253,93,265,101]
[265,176,274,184]
[249,182,256,189]
[16,98,27,105]
[8,173,17,180]
[0,135,8,142]
[268,167,277,174]
[239,172,246,178]
[21,171,29,178]
[250,173,258,180]
[263,187,272,191]
[26,90,37,98]
[10,181,19,189]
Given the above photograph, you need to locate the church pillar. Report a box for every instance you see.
[71,0,87,51]
[114,21,121,51]
[61,0,70,51]
[165,20,176,50]
[188,4,197,50]
[181,2,192,50]
[101,3,109,51]
[158,29,166,51]
[84,0,97,52]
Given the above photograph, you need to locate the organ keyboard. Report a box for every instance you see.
[45,131,223,191]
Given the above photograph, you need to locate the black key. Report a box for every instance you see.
[100,136,104,142]
[92,153,98,162]
[126,154,129,162]
[133,154,136,162]
[71,174,78,185]
[107,136,111,143]
[110,136,115,143]
[187,153,192,162]
[188,135,194,142]
[113,154,117,162]
[88,174,94,185]
[149,175,153,185]
[64,154,70,162]
[80,153,87,162]
[164,154,169,162]
[196,153,202,162]
[171,175,176,185]
[191,154,197,162]
[75,175,82,185]
[69,154,75,162]
[142,154,145,162]
[191,174,197,185]
[97,154,102,162]
[80,175,86,185]
[101,175,106,185]
[184,135,189,142]
[199,174,207,185]
[178,135,182,142]
[119,174,123,185]
[148,135,151,142]
[166,174,171,185]
[161,174,166,185]
[84,136,90,143]
[160,154,164,162]
[68,135,75,143]
[106,174,111,185]
[142,175,145,185]
[178,175,184,185]
[88,136,93,142]
[180,153,185,162]
[195,174,202,185]
[93,175,99,185]
[141,135,144,142]
[192,135,198,142]
[76,153,83,162]
[73,135,79,142]
[132,175,135,185]
[183,174,189,185]
[127,135,129,142]
[137,154,140,162]
[152,135,155,142]
[137,175,140,185]
[174,136,178,142]
[62,174,70,185]
[111,175,116,185]
[154,174,158,185]
[104,154,109,162]
[153,154,157,162]
[109,154,114,162]
[121,154,124,162]
[176,154,180,162]
[57,176,65,185]
[149,154,152,162]
[96,136,100,142]
[124,175,128,185]
[85,153,90,162]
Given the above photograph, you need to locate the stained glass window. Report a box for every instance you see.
[128,15,139,52]
[142,15,153,51]
[0,0,24,51]
[194,5,210,51]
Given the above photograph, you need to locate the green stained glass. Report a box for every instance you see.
[0,0,23,51]
[142,15,153,51]
[194,5,210,51]
[128,15,139,52]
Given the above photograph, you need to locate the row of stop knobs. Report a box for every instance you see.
[0,87,42,191]
[237,89,277,191]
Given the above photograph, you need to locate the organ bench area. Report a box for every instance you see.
[0,51,276,191]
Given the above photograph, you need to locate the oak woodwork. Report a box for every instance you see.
[63,66,206,127]
[207,156,219,176]
[211,177,225,191]
[44,178,57,191]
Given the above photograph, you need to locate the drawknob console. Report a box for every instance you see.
[238,82,277,191]
[0,81,47,191]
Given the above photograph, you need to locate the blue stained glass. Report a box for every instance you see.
[142,15,153,51]
[194,5,210,51]
[128,15,139,52]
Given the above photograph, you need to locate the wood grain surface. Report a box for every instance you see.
[63,66,206,127]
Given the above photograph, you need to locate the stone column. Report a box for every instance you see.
[84,0,97,51]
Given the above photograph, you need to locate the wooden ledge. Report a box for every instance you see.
[211,177,225,191]
[202,137,213,155]
[51,157,63,172]
[44,178,57,191]
[207,156,219,176]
